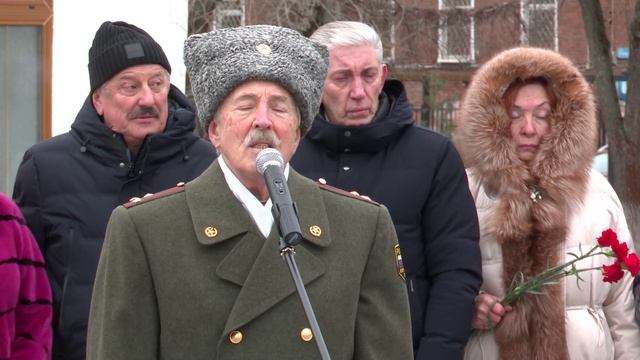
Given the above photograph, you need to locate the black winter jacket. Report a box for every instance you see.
[12,85,217,360]
[291,80,482,360]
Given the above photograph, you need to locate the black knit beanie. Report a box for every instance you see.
[88,21,172,92]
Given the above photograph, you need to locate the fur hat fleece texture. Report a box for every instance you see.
[455,48,597,360]
[184,25,329,135]
[88,21,171,92]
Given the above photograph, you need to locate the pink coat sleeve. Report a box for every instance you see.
[0,193,52,360]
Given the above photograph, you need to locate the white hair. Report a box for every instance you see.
[310,21,383,63]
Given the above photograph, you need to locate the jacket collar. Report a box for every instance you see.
[186,160,331,248]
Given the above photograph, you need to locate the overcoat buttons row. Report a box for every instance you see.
[227,329,313,344]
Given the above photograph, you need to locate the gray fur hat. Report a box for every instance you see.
[184,25,329,135]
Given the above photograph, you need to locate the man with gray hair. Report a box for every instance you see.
[87,25,413,359]
[291,21,482,359]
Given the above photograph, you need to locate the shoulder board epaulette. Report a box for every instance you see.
[123,182,186,209]
[317,181,379,206]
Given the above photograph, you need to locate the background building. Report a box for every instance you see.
[1,0,634,194]
[196,0,632,142]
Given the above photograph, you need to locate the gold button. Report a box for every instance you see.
[309,225,322,237]
[143,193,154,198]
[128,197,141,203]
[204,226,218,238]
[176,182,185,187]
[300,328,313,342]
[318,178,327,185]
[229,330,243,344]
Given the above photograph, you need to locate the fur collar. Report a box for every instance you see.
[455,47,597,360]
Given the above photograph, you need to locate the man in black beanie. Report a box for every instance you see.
[12,21,217,360]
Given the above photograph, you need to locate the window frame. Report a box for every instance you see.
[520,0,558,51]
[437,0,476,64]
[0,0,53,139]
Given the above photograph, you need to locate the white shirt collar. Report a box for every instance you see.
[218,155,290,238]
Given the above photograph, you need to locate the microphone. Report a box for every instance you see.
[256,148,303,246]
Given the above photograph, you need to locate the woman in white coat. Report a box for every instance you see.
[455,47,640,360]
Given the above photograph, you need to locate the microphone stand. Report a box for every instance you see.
[257,149,331,359]
[278,231,331,360]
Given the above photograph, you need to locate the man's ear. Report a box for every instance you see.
[380,63,389,83]
[293,130,301,150]
[92,91,104,116]
[207,119,221,148]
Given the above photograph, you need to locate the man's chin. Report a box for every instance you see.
[247,146,279,160]
[344,117,373,126]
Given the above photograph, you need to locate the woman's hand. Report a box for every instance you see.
[471,292,512,330]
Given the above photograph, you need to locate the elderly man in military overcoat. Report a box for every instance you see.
[87,25,413,360]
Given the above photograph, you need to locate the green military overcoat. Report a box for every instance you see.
[87,160,413,359]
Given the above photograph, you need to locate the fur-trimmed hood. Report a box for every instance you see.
[456,47,597,205]
[456,47,598,360]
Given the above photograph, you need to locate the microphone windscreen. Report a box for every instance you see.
[256,148,284,174]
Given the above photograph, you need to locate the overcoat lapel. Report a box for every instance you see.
[222,229,326,332]
[185,163,332,331]
[186,161,254,247]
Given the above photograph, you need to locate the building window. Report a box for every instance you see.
[214,0,245,29]
[521,0,557,50]
[0,0,52,194]
[438,0,475,63]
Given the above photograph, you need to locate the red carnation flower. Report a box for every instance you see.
[602,261,625,283]
[624,253,640,277]
[498,228,638,311]
[597,229,619,247]
[611,241,629,261]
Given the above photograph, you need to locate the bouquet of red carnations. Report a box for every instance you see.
[501,228,640,305]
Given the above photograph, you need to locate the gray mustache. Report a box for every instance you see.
[244,130,280,147]
[129,106,159,119]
